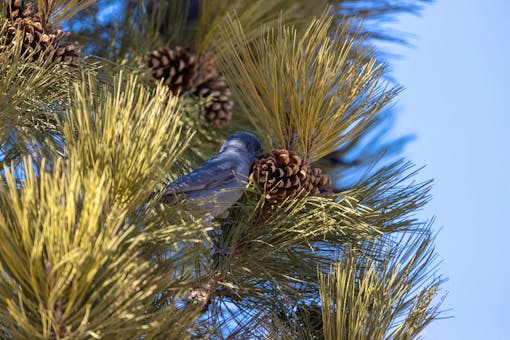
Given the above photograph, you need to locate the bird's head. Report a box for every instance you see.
[220,131,263,160]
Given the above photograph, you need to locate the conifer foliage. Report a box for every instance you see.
[0,0,444,339]
[2,0,81,62]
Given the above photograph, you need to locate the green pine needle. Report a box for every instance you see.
[36,0,96,25]
[219,12,401,163]
[62,71,193,208]
[319,228,445,339]
[0,158,202,338]
[0,20,77,167]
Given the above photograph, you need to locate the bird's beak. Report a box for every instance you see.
[256,149,264,158]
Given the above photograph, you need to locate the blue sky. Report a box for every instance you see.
[385,0,510,338]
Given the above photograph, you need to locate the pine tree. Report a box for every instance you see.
[0,0,445,339]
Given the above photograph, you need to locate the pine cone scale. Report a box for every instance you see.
[2,0,81,63]
[252,149,332,204]
[141,46,197,93]
[140,47,233,127]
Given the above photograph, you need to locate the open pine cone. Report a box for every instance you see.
[193,51,219,89]
[306,167,332,195]
[251,149,331,204]
[5,0,28,20]
[193,76,233,128]
[140,46,197,93]
[140,47,233,127]
[2,0,80,63]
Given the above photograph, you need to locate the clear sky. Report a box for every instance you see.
[385,0,510,338]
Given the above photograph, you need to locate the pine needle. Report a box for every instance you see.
[319,227,445,339]
[0,20,77,167]
[62,71,194,208]
[0,157,203,338]
[219,12,401,163]
[36,0,96,25]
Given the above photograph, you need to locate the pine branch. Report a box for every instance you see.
[186,159,433,336]
[61,71,193,209]
[0,158,207,338]
[319,226,445,339]
[0,68,213,336]
[286,0,431,43]
[196,0,303,56]
[315,108,415,190]
[219,13,401,163]
[0,1,444,337]
[35,0,96,25]
[0,20,79,167]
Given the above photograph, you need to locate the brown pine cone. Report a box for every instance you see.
[51,40,80,63]
[193,51,219,89]
[2,0,81,63]
[4,15,45,57]
[193,76,233,128]
[140,46,197,93]
[304,166,332,195]
[251,149,332,203]
[251,149,308,204]
[4,0,32,20]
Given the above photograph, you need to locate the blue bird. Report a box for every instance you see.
[162,131,263,218]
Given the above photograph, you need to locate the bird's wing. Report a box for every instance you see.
[163,156,243,196]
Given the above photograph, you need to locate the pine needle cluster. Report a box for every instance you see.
[0,0,444,338]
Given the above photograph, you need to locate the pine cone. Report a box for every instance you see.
[51,40,80,63]
[2,0,81,63]
[4,0,32,20]
[193,51,219,89]
[193,76,233,128]
[4,16,44,58]
[252,149,331,204]
[251,149,308,204]
[304,166,332,195]
[140,46,197,93]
